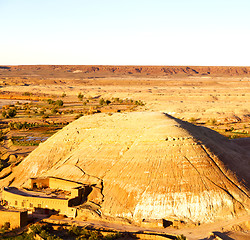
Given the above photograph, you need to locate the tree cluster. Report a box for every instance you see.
[2,108,17,118]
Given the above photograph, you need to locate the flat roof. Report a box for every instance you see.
[4,187,68,200]
[0,207,27,213]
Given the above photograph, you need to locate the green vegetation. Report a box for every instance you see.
[78,92,84,101]
[8,122,36,130]
[134,100,145,106]
[0,160,4,171]
[105,99,111,105]
[216,126,250,139]
[23,92,32,96]
[51,108,58,114]
[47,99,64,106]
[47,99,55,104]
[68,225,123,240]
[2,108,17,118]
[98,97,144,107]
[99,98,111,105]
[227,131,250,139]
[0,222,10,235]
[207,118,217,125]
[8,122,67,130]
[0,159,8,171]
[0,95,147,166]
[55,100,64,106]
[0,130,6,141]
[11,136,40,146]
[0,223,61,240]
[176,234,186,240]
[189,117,197,124]
[74,113,83,120]
[1,223,125,240]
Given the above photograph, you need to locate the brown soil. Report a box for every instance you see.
[0,65,249,239]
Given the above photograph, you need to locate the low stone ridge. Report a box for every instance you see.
[2,65,250,77]
[1,112,249,224]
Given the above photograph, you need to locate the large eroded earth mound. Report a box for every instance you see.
[1,112,249,223]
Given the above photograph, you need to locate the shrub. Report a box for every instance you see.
[105,100,111,105]
[42,223,53,232]
[47,99,55,105]
[8,121,37,130]
[69,225,82,236]
[99,98,105,105]
[211,119,217,125]
[2,108,17,118]
[51,108,58,114]
[0,130,5,141]
[42,114,49,119]
[30,224,60,240]
[103,232,123,240]
[134,100,145,106]
[0,160,4,171]
[47,99,63,106]
[23,92,32,96]
[8,108,16,117]
[55,100,63,107]
[189,117,197,123]
[29,224,42,234]
[78,92,84,101]
[2,111,7,118]
[74,113,83,120]
[229,134,238,139]
[39,109,45,115]
[176,234,186,240]
[88,231,103,240]
[207,118,217,125]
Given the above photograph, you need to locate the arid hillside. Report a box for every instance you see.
[1,112,249,225]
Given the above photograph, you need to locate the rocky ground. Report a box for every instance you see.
[0,65,249,239]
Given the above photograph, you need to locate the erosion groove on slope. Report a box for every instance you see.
[183,156,247,215]
[200,144,250,199]
[74,163,105,205]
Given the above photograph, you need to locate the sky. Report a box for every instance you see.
[0,0,250,66]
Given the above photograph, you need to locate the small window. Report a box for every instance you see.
[38,204,41,208]
[30,203,33,208]
[15,201,18,205]
[21,202,24,207]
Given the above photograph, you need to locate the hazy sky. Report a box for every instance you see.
[1,0,250,65]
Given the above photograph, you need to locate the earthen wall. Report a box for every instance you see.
[2,189,76,217]
[29,178,49,189]
[48,177,82,191]
[0,209,27,228]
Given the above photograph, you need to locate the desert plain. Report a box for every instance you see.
[0,65,249,240]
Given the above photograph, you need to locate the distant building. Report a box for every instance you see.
[2,177,86,218]
[0,208,27,229]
